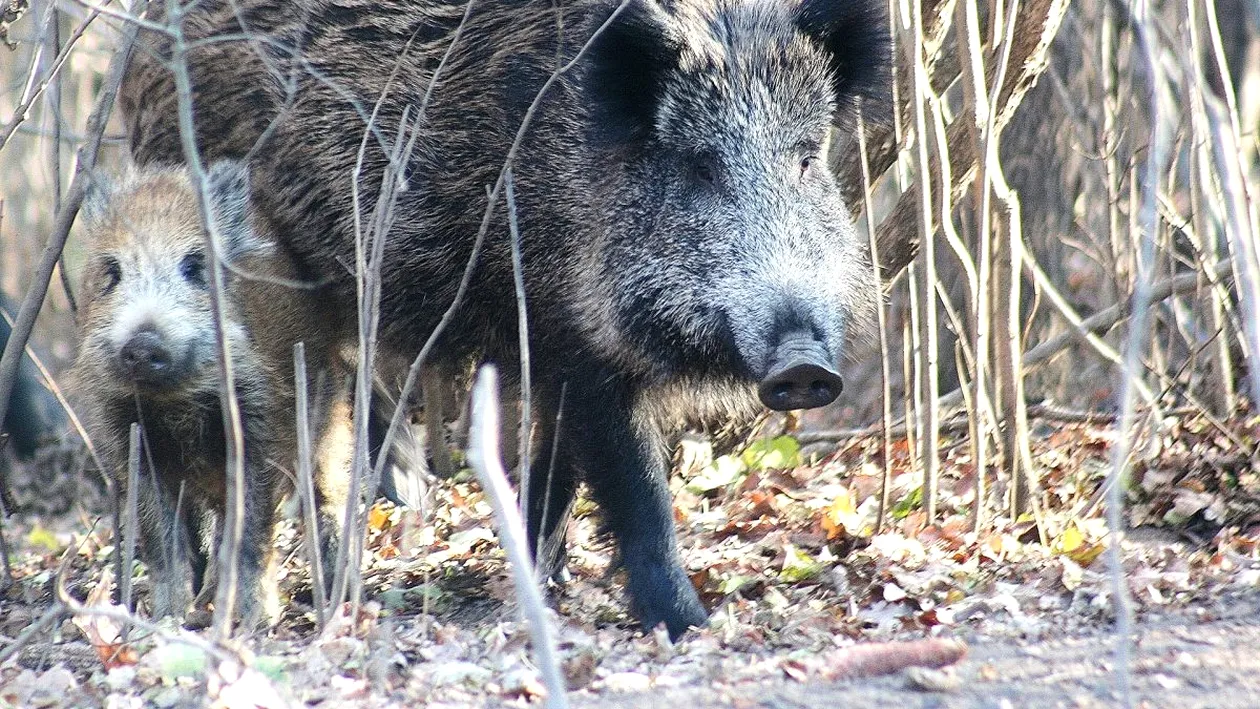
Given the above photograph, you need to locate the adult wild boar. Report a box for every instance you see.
[122,0,889,639]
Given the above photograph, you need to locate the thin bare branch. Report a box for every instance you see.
[120,422,140,617]
[857,106,894,533]
[0,0,147,511]
[504,166,534,528]
[161,0,251,637]
[1103,5,1174,702]
[0,1,100,152]
[466,365,568,709]
[294,341,326,631]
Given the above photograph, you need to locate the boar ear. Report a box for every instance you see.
[796,0,892,126]
[80,170,115,224]
[204,159,266,259]
[584,0,682,145]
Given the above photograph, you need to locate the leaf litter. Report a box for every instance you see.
[1,412,1259,706]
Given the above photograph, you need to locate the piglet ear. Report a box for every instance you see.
[796,0,891,125]
[79,170,115,224]
[203,159,266,259]
[583,0,683,146]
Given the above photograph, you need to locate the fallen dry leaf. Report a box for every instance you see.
[71,566,139,670]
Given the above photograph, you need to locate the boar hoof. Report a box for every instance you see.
[628,562,708,641]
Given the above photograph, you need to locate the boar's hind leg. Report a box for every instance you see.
[525,394,580,584]
[548,374,707,641]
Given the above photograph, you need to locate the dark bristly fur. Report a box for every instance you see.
[122,0,890,639]
[71,163,351,628]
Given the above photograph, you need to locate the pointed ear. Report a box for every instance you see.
[796,0,891,126]
[203,159,266,259]
[80,170,115,224]
[583,0,683,146]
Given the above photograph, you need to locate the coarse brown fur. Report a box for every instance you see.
[71,163,350,628]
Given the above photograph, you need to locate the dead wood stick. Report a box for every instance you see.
[120,424,140,616]
[466,365,568,709]
[294,342,327,631]
[821,638,968,680]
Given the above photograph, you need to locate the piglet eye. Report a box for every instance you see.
[180,253,207,287]
[100,258,122,294]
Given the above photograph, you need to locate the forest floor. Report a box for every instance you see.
[2,410,1260,708]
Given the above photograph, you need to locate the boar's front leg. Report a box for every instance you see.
[134,471,198,620]
[551,371,707,640]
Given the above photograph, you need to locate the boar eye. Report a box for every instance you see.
[100,258,122,294]
[180,253,207,287]
[691,154,719,187]
[800,155,820,177]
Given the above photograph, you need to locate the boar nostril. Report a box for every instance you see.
[757,335,843,411]
[758,362,842,410]
[118,331,173,383]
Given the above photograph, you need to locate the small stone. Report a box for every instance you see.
[600,671,652,692]
[105,666,137,691]
[905,666,962,692]
[429,661,492,687]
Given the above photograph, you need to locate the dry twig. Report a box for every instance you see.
[466,365,568,709]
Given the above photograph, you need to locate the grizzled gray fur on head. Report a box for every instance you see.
[578,0,884,399]
[120,0,890,640]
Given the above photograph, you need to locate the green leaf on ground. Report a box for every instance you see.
[779,543,823,583]
[742,436,801,471]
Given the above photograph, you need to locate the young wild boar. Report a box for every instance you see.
[121,0,890,639]
[71,162,349,628]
